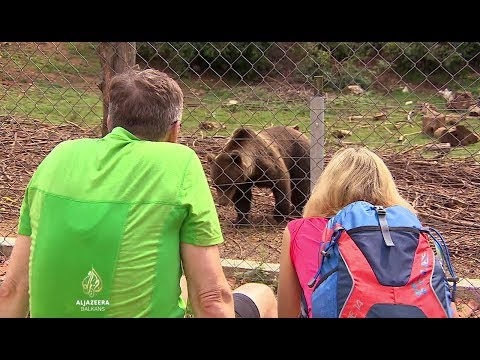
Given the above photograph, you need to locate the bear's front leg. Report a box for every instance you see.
[290,177,310,217]
[232,184,253,226]
[272,179,292,224]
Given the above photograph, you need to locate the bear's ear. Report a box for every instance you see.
[231,127,256,141]
[230,150,243,166]
[207,153,215,163]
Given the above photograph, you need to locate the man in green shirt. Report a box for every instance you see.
[0,69,277,318]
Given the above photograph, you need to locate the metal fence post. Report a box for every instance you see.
[309,76,325,191]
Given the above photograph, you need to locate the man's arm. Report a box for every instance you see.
[179,151,234,318]
[0,235,31,318]
[181,243,234,318]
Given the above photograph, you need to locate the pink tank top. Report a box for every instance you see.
[287,217,329,318]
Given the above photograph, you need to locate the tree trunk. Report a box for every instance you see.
[97,42,137,136]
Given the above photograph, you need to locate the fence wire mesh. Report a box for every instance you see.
[0,42,478,317]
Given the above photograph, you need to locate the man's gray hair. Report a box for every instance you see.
[108,69,183,141]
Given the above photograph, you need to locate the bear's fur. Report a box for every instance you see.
[209,125,311,225]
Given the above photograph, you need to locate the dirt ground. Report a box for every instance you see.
[1,116,479,280]
[193,134,480,278]
[0,116,480,278]
[1,116,479,317]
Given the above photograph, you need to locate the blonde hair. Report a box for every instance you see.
[303,147,414,218]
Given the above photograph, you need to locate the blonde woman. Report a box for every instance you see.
[277,147,458,318]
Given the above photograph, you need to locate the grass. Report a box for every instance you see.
[0,42,100,78]
[0,42,479,161]
[0,42,102,126]
[0,80,103,126]
[325,89,480,158]
[179,84,480,160]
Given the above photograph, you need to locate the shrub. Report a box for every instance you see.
[137,42,273,80]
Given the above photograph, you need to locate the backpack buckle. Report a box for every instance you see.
[374,205,386,215]
[374,205,395,247]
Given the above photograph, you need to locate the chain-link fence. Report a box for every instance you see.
[0,42,479,317]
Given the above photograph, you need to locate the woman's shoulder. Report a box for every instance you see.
[287,216,329,236]
[288,216,330,226]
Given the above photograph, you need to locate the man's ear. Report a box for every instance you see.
[165,122,180,143]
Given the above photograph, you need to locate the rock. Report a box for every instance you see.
[346,85,365,95]
[433,127,447,139]
[373,112,387,121]
[446,91,476,111]
[417,103,447,135]
[457,299,479,318]
[190,88,206,97]
[445,114,463,125]
[332,129,352,139]
[424,143,451,153]
[199,121,226,131]
[438,88,454,102]
[437,125,479,146]
[416,102,439,114]
[0,244,13,258]
[422,111,446,136]
[348,115,368,121]
[468,104,480,117]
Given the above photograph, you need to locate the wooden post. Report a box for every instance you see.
[309,76,325,191]
[97,42,137,137]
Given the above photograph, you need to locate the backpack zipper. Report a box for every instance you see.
[312,266,339,291]
[347,226,420,235]
[307,226,419,290]
[308,227,344,289]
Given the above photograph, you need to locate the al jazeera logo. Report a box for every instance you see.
[75,266,110,312]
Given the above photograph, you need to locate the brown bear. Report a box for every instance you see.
[209,125,311,225]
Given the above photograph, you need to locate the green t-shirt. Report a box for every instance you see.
[18,127,223,318]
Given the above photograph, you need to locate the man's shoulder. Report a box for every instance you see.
[27,138,98,188]
[139,141,198,162]
[50,137,98,153]
[141,141,194,152]
[36,138,94,164]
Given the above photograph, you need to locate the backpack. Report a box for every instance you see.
[308,201,458,318]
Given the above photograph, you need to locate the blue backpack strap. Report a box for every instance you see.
[374,206,395,247]
[300,291,309,318]
[308,227,343,290]
[424,226,459,301]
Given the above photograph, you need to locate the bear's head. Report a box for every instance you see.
[208,150,246,205]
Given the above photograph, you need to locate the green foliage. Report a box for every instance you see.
[138,42,480,88]
[287,43,374,90]
[1,42,478,161]
[137,42,273,80]
[374,42,478,77]
[327,59,374,90]
[294,43,331,80]
[309,42,480,89]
